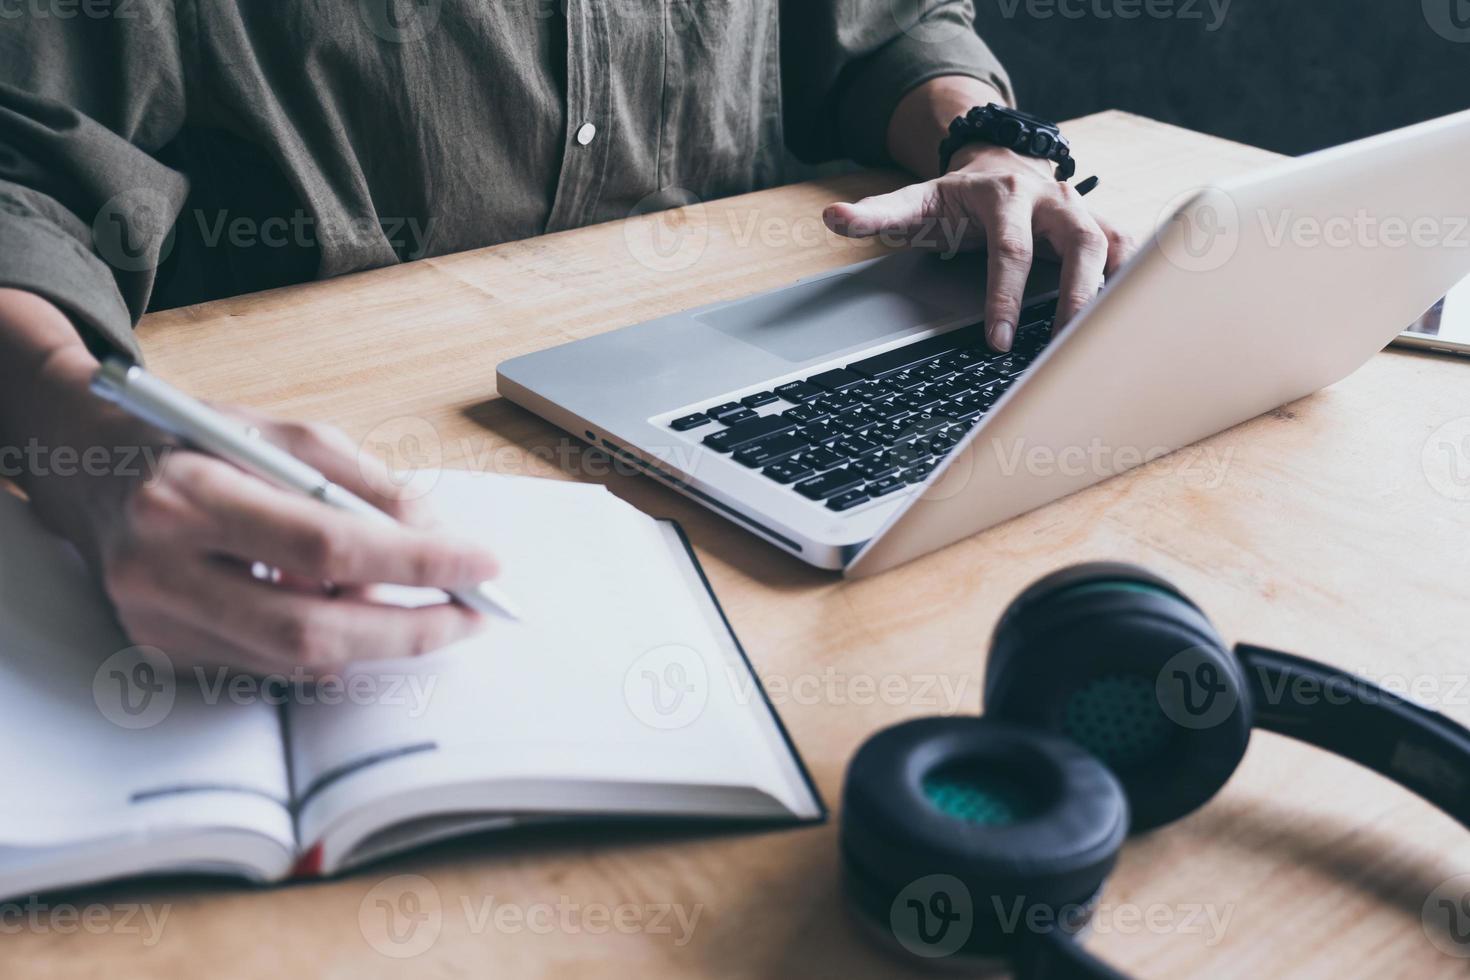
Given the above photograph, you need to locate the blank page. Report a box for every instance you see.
[0,493,293,853]
[286,471,817,854]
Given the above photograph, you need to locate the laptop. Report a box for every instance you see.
[498,109,1470,576]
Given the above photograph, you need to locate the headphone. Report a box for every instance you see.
[841,562,1470,977]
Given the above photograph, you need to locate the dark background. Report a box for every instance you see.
[972,0,1470,155]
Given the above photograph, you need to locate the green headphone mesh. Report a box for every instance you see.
[1062,674,1174,768]
[922,765,1039,825]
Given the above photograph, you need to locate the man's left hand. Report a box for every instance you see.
[823,143,1136,352]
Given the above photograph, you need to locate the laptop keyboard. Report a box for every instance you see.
[666,299,1058,514]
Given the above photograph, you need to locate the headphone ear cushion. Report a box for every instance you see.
[841,717,1128,959]
[984,564,1252,832]
[985,562,1202,697]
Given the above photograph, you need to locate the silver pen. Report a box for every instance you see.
[91,357,521,621]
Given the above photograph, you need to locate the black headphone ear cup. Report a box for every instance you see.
[984,564,1252,832]
[841,717,1128,961]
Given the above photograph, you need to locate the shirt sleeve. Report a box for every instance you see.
[0,7,190,361]
[780,0,1012,168]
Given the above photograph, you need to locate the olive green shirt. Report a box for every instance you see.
[0,1,1010,358]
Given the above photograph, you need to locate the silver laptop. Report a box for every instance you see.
[499,109,1470,577]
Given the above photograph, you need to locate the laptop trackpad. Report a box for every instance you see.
[696,273,956,363]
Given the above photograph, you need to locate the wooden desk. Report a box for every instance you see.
[18,112,1470,979]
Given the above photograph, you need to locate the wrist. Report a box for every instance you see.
[0,293,163,559]
[946,142,1056,180]
[887,75,1011,180]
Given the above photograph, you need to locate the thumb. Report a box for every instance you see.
[822,183,934,239]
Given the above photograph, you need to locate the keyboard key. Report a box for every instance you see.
[826,489,871,512]
[834,434,879,457]
[1021,299,1057,325]
[943,396,987,421]
[928,377,975,401]
[795,468,863,500]
[763,458,816,484]
[845,380,887,401]
[940,349,986,369]
[832,406,885,433]
[703,414,795,452]
[866,420,911,444]
[868,398,912,422]
[902,461,937,483]
[852,452,900,480]
[907,411,953,435]
[800,446,846,471]
[775,380,824,403]
[814,393,862,414]
[707,402,745,422]
[910,362,956,384]
[784,403,828,424]
[670,413,710,432]
[885,369,927,389]
[989,356,1027,377]
[799,421,843,445]
[733,432,810,467]
[866,475,907,498]
[807,368,867,392]
[716,408,756,426]
[891,442,933,467]
[847,331,972,378]
[929,430,962,454]
[892,389,941,413]
[740,390,779,408]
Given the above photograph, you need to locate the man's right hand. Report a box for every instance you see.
[2,288,501,676]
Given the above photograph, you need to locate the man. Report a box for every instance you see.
[0,1,1131,674]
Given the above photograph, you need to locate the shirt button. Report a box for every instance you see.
[575,123,597,146]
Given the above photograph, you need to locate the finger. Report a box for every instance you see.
[980,202,1036,353]
[1036,195,1109,329]
[119,605,288,677]
[219,408,426,524]
[153,557,489,671]
[1100,221,1137,279]
[823,182,938,239]
[166,455,500,588]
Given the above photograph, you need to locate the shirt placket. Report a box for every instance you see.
[544,0,613,234]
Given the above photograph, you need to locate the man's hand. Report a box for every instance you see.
[823,76,1137,352]
[1,288,500,677]
[91,411,500,676]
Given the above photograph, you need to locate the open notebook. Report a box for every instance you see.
[0,471,822,900]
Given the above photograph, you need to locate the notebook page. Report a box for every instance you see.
[287,471,808,849]
[0,492,293,851]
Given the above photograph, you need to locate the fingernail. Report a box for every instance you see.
[988,320,1014,352]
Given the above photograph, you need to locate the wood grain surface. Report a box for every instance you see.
[12,112,1470,979]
